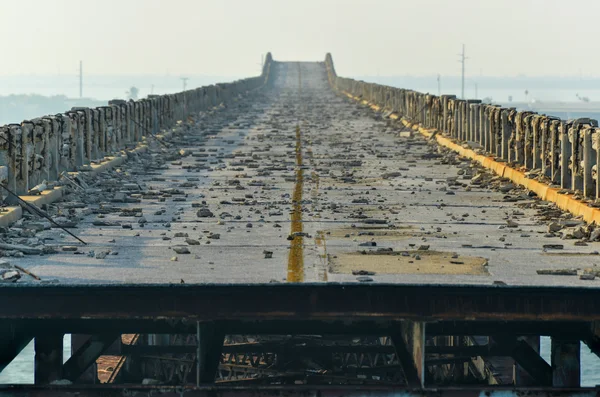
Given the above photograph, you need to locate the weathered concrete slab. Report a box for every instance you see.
[4,62,600,287]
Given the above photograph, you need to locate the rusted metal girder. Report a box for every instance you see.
[391,321,425,388]
[0,319,592,338]
[62,334,120,382]
[196,322,225,384]
[0,385,598,397]
[551,338,580,387]
[514,336,541,386]
[494,336,552,386]
[2,284,600,321]
[0,323,32,374]
[34,334,63,384]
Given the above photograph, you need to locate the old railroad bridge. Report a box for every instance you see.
[0,54,598,396]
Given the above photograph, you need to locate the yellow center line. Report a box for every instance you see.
[287,123,304,282]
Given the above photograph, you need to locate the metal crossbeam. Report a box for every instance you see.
[2,284,600,322]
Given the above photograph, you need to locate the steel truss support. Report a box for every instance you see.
[514,336,540,386]
[494,336,551,386]
[390,321,425,388]
[196,322,225,384]
[34,333,63,384]
[63,334,120,382]
[551,338,580,387]
[0,322,32,375]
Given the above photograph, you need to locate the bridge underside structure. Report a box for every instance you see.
[0,55,599,396]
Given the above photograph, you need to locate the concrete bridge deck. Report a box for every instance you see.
[6,61,600,288]
[1,58,599,392]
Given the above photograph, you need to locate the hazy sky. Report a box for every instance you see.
[0,0,598,77]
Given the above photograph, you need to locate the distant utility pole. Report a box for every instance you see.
[437,74,441,96]
[79,60,83,99]
[458,44,468,99]
[181,77,189,92]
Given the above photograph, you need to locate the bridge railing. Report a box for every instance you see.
[325,54,600,200]
[0,52,274,199]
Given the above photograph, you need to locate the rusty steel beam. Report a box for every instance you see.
[0,319,591,339]
[495,336,552,386]
[34,334,63,385]
[1,284,600,321]
[197,322,225,384]
[0,385,598,397]
[62,334,120,382]
[583,321,600,359]
[391,322,424,388]
[0,323,32,375]
[551,338,580,388]
[0,318,400,335]
[515,336,541,386]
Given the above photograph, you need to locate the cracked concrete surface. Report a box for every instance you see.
[6,62,600,286]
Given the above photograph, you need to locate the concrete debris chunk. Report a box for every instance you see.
[563,226,586,240]
[536,269,577,276]
[93,220,120,227]
[197,208,214,218]
[112,192,126,202]
[352,270,376,275]
[0,243,42,255]
[95,250,111,259]
[358,242,376,247]
[28,181,48,195]
[0,270,20,282]
[470,174,484,185]
[547,222,563,233]
[173,246,190,254]
[543,244,564,250]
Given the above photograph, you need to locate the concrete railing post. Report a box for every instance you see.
[560,122,572,189]
[501,108,511,160]
[583,126,595,197]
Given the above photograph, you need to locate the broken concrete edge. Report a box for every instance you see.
[0,128,173,228]
[341,90,600,226]
[0,207,23,228]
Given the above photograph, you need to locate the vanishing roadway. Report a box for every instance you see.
[9,62,600,287]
